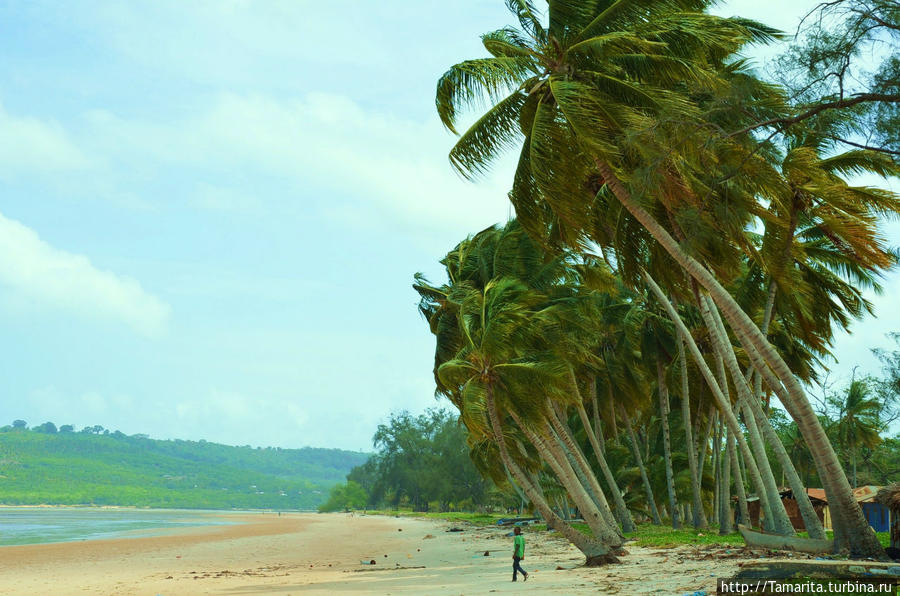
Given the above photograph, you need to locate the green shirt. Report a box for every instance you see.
[514,534,525,558]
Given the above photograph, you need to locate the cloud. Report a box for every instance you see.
[189,183,260,212]
[169,389,313,448]
[85,1,392,90]
[827,269,900,381]
[0,102,89,177]
[0,211,170,336]
[83,92,513,236]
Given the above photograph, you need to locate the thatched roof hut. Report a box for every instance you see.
[875,484,900,549]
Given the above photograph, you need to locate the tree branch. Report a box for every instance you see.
[729,93,900,138]
[827,135,900,156]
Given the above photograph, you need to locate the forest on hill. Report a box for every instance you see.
[0,423,370,510]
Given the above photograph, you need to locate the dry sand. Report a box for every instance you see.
[0,512,752,594]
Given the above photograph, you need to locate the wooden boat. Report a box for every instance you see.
[737,524,834,554]
[496,517,540,526]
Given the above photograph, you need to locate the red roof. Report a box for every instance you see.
[806,489,827,503]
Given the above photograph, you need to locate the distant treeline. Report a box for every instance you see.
[319,409,513,513]
[0,422,370,510]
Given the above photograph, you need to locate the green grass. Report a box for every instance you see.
[627,525,893,550]
[362,509,507,526]
[624,523,746,547]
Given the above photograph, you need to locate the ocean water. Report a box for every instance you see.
[0,507,234,546]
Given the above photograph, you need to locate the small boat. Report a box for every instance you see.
[496,517,540,526]
[737,524,834,554]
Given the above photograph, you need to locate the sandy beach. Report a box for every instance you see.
[0,511,757,594]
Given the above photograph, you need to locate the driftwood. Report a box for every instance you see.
[737,524,834,554]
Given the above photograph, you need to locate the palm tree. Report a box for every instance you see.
[830,378,885,487]
[437,275,623,562]
[435,0,894,557]
[416,222,627,562]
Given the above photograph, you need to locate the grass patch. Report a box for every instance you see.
[625,523,745,547]
[361,509,506,527]
[626,525,893,550]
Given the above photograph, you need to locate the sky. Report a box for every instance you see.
[0,1,896,451]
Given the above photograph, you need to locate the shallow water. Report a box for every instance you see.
[0,507,233,546]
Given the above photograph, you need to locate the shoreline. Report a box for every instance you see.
[0,503,315,511]
[0,511,759,594]
[0,506,286,548]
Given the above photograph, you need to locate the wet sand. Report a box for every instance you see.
[0,512,750,594]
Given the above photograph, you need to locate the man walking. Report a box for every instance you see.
[512,526,528,582]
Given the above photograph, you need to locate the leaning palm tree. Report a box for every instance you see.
[435,0,892,557]
[436,276,624,562]
[416,223,626,563]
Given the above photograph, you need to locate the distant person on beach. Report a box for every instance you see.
[512,526,528,582]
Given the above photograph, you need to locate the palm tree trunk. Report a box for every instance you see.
[508,408,621,544]
[657,358,681,529]
[542,421,624,542]
[555,494,567,520]
[678,334,707,529]
[700,295,795,536]
[598,161,885,559]
[590,379,605,456]
[548,399,624,532]
[727,314,862,552]
[484,384,618,564]
[746,379,828,539]
[621,405,662,525]
[643,270,776,533]
[551,416,609,514]
[730,335,827,538]
[712,418,720,526]
[731,430,750,527]
[505,468,529,508]
[720,425,734,534]
[750,279,826,538]
[607,385,620,443]
[715,348,774,533]
[698,405,715,484]
[575,400,636,532]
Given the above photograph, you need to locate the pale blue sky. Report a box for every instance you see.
[1,1,896,450]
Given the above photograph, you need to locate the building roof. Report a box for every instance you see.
[805,489,827,503]
[853,485,883,503]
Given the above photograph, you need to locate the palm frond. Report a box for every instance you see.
[449,89,530,179]
[481,27,536,58]
[505,0,546,41]
[436,56,536,133]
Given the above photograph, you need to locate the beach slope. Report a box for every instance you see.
[0,512,743,594]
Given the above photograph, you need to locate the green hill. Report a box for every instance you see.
[0,427,370,510]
